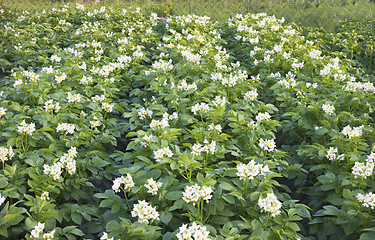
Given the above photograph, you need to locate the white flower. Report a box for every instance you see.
[17,120,35,135]
[309,49,322,59]
[43,230,56,240]
[145,178,163,195]
[326,147,338,161]
[0,146,14,163]
[90,116,101,128]
[56,123,75,135]
[100,232,114,240]
[0,107,6,118]
[0,193,5,206]
[208,124,222,133]
[40,192,50,201]
[352,154,374,179]
[44,147,78,180]
[236,160,269,180]
[322,104,335,115]
[182,184,213,205]
[153,147,173,161]
[67,92,82,103]
[152,59,173,71]
[102,103,114,112]
[191,103,209,115]
[141,134,153,147]
[44,100,60,113]
[255,112,271,123]
[80,75,93,85]
[35,222,45,233]
[342,125,363,139]
[357,192,375,209]
[112,174,134,192]
[131,200,159,224]
[259,138,276,152]
[212,96,226,107]
[91,94,105,103]
[55,73,66,83]
[138,107,153,120]
[258,193,282,217]
[244,90,258,101]
[176,222,211,240]
[50,55,61,63]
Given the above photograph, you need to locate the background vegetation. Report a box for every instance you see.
[2,0,375,30]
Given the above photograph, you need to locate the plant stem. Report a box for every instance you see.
[264,212,270,230]
[121,186,131,209]
[244,176,248,198]
[201,199,204,223]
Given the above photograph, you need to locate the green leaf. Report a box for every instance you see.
[197,173,204,183]
[160,212,172,224]
[165,191,182,201]
[222,194,235,204]
[286,222,300,231]
[360,232,375,240]
[71,213,82,224]
[106,220,120,232]
[343,189,353,200]
[0,178,8,188]
[70,228,84,236]
[219,182,234,191]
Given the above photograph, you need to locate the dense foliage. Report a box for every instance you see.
[0,3,375,240]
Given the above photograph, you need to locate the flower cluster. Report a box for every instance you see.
[17,120,36,135]
[352,161,374,179]
[191,140,216,156]
[43,147,78,179]
[208,124,222,133]
[177,79,197,91]
[112,173,134,192]
[0,107,6,118]
[244,89,258,101]
[30,222,55,239]
[67,92,82,103]
[352,153,375,179]
[322,103,335,115]
[152,59,173,72]
[55,73,66,83]
[342,125,364,139]
[153,147,173,161]
[56,123,75,135]
[0,146,14,163]
[100,232,114,240]
[236,160,270,180]
[140,134,153,147]
[150,118,169,130]
[131,200,160,224]
[182,184,213,205]
[191,102,209,115]
[90,116,101,128]
[40,192,50,201]
[325,147,344,161]
[212,96,226,107]
[144,178,163,195]
[138,107,153,120]
[357,192,375,209]
[255,112,271,122]
[102,102,114,112]
[176,222,211,240]
[258,192,282,217]
[44,100,60,113]
[259,138,276,152]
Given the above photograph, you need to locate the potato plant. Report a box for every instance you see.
[0,3,374,240]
